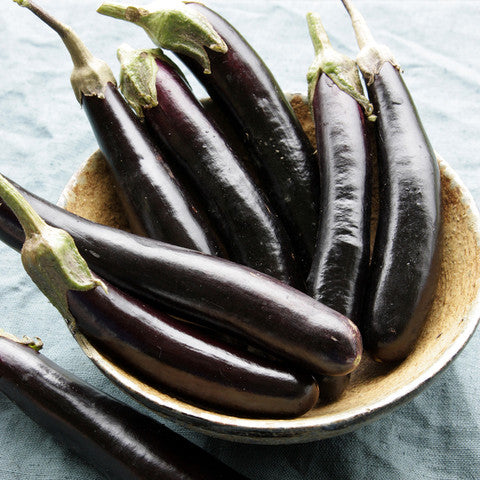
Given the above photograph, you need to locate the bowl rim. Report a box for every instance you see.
[58,90,480,443]
[58,152,480,444]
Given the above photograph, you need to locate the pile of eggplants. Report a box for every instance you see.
[2,0,442,449]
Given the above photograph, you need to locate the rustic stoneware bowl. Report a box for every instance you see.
[58,95,480,444]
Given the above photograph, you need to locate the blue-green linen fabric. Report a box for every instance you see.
[0,1,479,479]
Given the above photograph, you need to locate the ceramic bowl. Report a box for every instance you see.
[58,95,480,444]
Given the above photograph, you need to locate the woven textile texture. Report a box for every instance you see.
[0,1,479,479]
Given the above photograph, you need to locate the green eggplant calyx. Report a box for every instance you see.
[21,228,106,327]
[0,174,105,327]
[306,12,373,116]
[97,0,227,74]
[117,44,190,116]
[340,0,400,85]
[13,0,116,103]
[356,44,399,86]
[0,330,44,352]
[117,44,160,117]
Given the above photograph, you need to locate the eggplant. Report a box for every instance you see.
[97,1,320,275]
[317,374,352,404]
[306,12,372,327]
[14,0,224,256]
[0,176,362,378]
[341,0,442,362]
[304,13,372,399]
[0,332,250,479]
[116,45,301,287]
[0,174,319,417]
[67,280,320,417]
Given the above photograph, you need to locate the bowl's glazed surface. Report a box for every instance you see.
[58,95,480,444]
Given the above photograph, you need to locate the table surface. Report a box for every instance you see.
[1,1,479,479]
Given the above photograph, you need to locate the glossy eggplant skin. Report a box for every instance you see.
[0,196,21,250]
[317,374,351,404]
[307,73,371,325]
[180,2,320,274]
[66,281,319,418]
[363,62,442,362]
[0,336,249,479]
[81,84,224,256]
[143,58,301,287]
[0,182,362,378]
[306,73,372,399]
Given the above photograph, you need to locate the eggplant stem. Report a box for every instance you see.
[13,0,94,69]
[0,174,104,326]
[0,174,46,237]
[340,0,375,49]
[13,0,116,103]
[97,1,228,74]
[307,11,332,55]
[95,3,133,20]
[0,330,44,351]
[339,0,399,85]
[306,12,373,116]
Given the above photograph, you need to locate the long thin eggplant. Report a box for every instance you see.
[67,281,320,417]
[304,13,372,399]
[341,0,442,362]
[97,1,320,275]
[0,176,362,378]
[0,332,250,479]
[0,174,319,417]
[306,13,372,326]
[14,0,223,256]
[116,46,301,287]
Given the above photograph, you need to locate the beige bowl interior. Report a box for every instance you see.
[59,95,480,444]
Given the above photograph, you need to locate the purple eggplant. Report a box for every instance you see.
[0,173,319,417]
[67,279,320,417]
[116,45,301,286]
[341,0,442,362]
[304,13,373,399]
[0,332,250,479]
[97,1,320,275]
[306,12,372,328]
[14,0,224,256]
[0,176,362,378]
